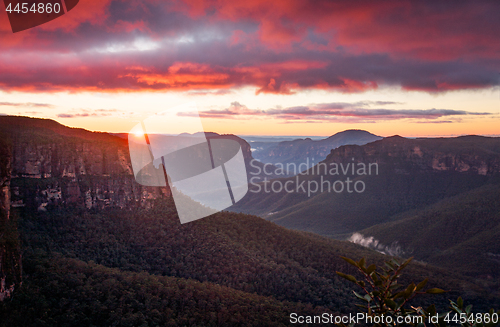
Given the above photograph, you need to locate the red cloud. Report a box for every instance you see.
[176,0,500,60]
[183,102,492,123]
[0,1,498,93]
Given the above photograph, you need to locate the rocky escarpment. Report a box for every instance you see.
[0,136,21,301]
[0,116,175,301]
[232,134,500,237]
[7,128,170,211]
[3,116,285,212]
[0,116,287,302]
[325,135,500,176]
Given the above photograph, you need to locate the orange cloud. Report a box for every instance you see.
[0,1,498,94]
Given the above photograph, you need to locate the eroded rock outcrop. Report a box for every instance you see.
[8,133,170,211]
[326,135,500,176]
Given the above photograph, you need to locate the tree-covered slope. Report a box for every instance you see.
[357,183,500,279]
[0,253,331,327]
[14,200,496,314]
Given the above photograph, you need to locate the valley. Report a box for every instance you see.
[1,116,499,325]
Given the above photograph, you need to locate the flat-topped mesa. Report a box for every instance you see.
[0,116,171,211]
[325,135,500,176]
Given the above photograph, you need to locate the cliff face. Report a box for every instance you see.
[0,146,10,219]
[8,133,170,211]
[232,135,500,237]
[0,136,21,301]
[325,136,500,176]
[1,116,177,301]
[4,117,284,211]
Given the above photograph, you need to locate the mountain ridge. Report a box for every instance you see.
[251,129,382,172]
[1,116,283,212]
[231,134,500,235]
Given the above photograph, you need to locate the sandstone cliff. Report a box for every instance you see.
[1,116,170,211]
[0,134,21,301]
[325,135,500,176]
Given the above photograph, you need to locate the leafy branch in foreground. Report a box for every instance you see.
[337,256,445,318]
[336,256,444,326]
[336,256,499,327]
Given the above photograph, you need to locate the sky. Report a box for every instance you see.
[0,0,499,137]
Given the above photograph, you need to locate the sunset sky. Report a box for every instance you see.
[0,0,499,137]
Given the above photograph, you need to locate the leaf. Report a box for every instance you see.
[394,291,405,299]
[457,297,463,309]
[426,288,446,294]
[403,283,416,298]
[358,257,366,269]
[426,304,437,315]
[353,291,369,302]
[341,256,359,268]
[400,257,413,270]
[465,304,472,315]
[336,271,358,284]
[390,259,399,267]
[385,299,397,310]
[366,264,377,275]
[450,302,461,313]
[415,278,428,292]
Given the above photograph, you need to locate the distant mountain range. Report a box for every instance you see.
[251,130,382,173]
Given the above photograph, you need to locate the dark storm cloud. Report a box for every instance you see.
[0,0,498,93]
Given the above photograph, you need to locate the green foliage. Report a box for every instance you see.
[336,256,500,327]
[336,256,445,325]
[16,202,367,312]
[0,253,330,327]
[360,183,500,279]
[444,297,500,327]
